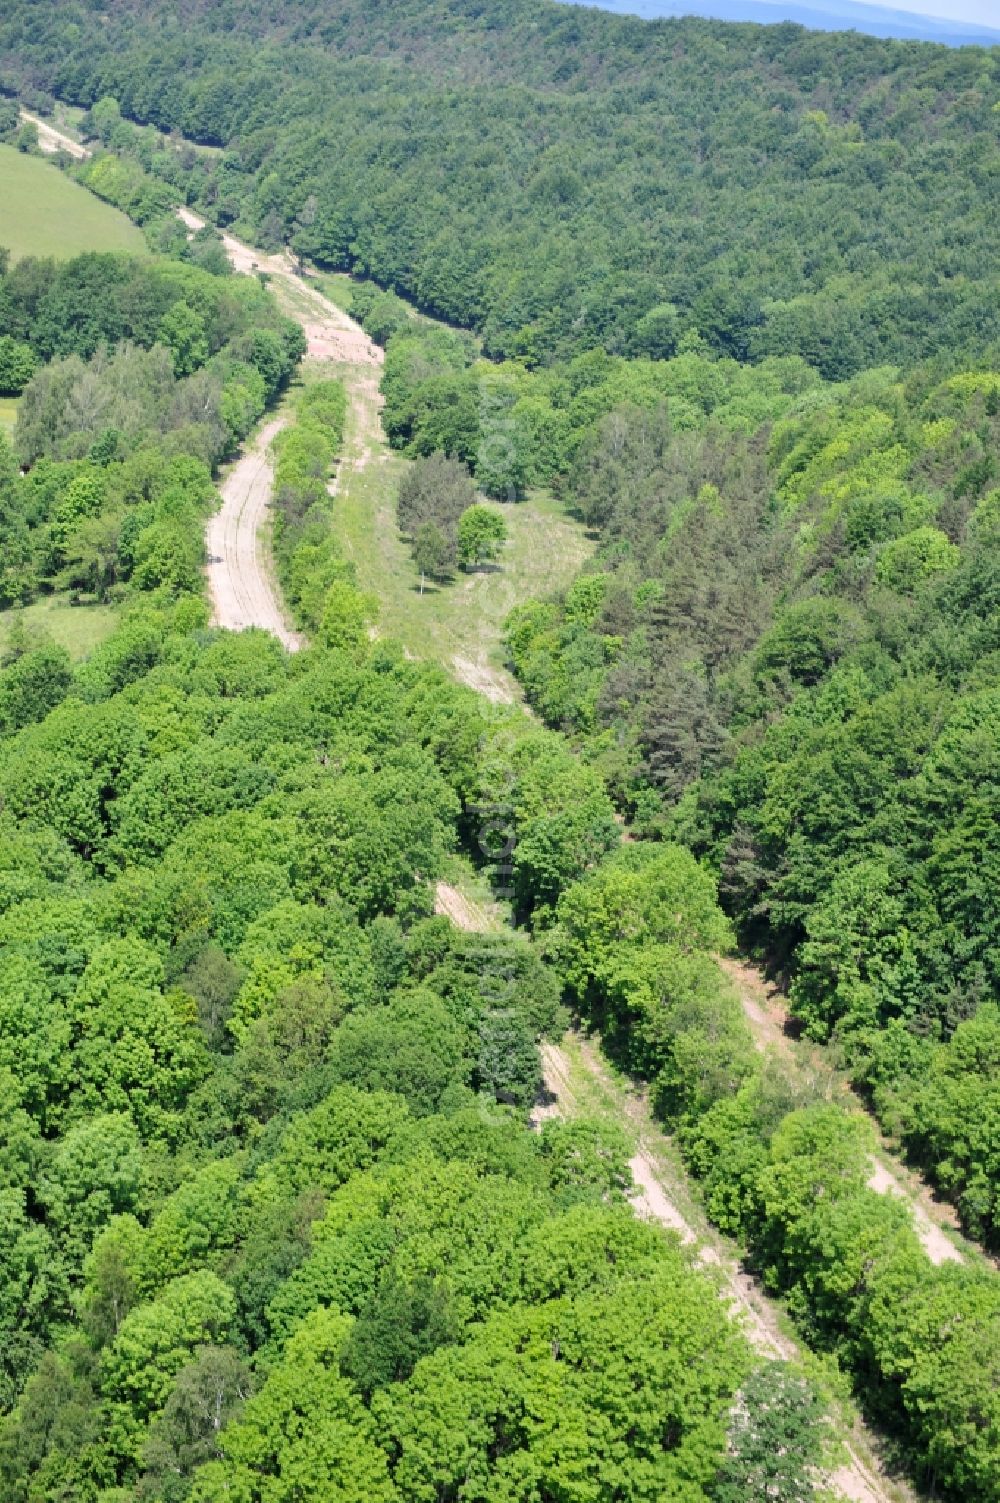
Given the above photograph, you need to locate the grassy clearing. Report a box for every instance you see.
[0,398,17,437]
[313,273,357,315]
[0,146,146,261]
[0,596,120,662]
[327,364,591,690]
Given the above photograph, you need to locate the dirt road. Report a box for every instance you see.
[174,208,384,647]
[206,418,302,649]
[435,889,907,1503]
[21,109,90,159]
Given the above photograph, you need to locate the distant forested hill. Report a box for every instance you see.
[0,0,998,373]
[567,0,1000,49]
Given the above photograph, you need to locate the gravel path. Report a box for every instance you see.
[205,417,302,649]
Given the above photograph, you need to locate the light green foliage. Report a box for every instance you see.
[158,301,210,377]
[101,1270,236,1423]
[556,845,733,999]
[68,939,212,1138]
[190,1309,395,1503]
[251,1087,410,1207]
[318,579,379,653]
[875,524,960,591]
[136,1158,243,1295]
[382,1256,748,1503]
[271,379,353,629]
[0,336,36,397]
[39,1112,143,1265]
[456,503,507,569]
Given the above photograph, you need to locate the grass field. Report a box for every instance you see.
[326,366,592,699]
[0,596,120,662]
[0,398,17,437]
[0,145,146,262]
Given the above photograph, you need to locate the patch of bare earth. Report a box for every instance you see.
[451,654,517,705]
[433,880,493,934]
[22,109,90,159]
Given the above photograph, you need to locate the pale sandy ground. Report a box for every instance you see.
[205,417,302,649]
[174,208,386,641]
[22,109,90,159]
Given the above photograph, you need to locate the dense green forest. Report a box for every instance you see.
[2,0,1000,1497]
[1,0,999,373]
[0,230,795,1502]
[504,354,1000,1248]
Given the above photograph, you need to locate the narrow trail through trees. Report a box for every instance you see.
[718,958,966,1268]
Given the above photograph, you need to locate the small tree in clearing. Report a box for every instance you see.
[457,505,507,570]
[413,522,454,594]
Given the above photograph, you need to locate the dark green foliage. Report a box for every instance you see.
[506,365,1000,1250]
[395,451,477,580]
[340,1273,459,1398]
[0,245,304,609]
[2,3,998,375]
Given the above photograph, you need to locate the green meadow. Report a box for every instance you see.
[0,144,146,261]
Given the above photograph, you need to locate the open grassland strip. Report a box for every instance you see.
[272,273,591,699]
[0,143,144,260]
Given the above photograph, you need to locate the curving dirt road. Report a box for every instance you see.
[174,208,384,646]
[205,417,302,649]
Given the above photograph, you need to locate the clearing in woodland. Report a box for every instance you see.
[176,205,590,699]
[0,144,145,261]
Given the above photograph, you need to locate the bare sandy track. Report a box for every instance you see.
[206,418,302,650]
[21,109,90,159]
[433,881,493,932]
